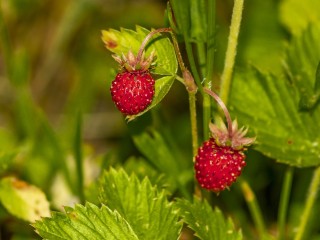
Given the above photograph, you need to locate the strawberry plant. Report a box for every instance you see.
[1,0,320,239]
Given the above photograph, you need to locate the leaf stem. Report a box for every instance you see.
[189,92,198,157]
[185,42,203,94]
[74,112,85,204]
[136,28,172,63]
[240,179,266,237]
[294,166,320,240]
[277,166,294,240]
[219,0,244,105]
[203,88,233,138]
[203,0,216,139]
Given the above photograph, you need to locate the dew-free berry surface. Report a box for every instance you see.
[110,71,155,115]
[195,138,246,192]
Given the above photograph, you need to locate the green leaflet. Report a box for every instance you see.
[285,25,320,110]
[34,168,182,239]
[279,0,320,35]
[131,129,193,197]
[33,203,139,240]
[99,168,182,240]
[176,198,242,240]
[229,67,320,167]
[230,24,320,167]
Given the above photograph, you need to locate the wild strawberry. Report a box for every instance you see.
[110,70,155,115]
[195,89,255,193]
[110,50,156,116]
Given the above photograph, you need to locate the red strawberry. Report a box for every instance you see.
[110,50,156,116]
[110,70,155,115]
[194,89,256,193]
[195,138,246,192]
[195,115,255,193]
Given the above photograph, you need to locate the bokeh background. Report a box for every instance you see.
[1,0,316,239]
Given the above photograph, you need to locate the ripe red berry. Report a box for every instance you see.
[110,70,155,115]
[195,138,246,192]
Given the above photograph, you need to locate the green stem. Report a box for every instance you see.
[137,28,172,63]
[219,0,244,105]
[170,34,198,157]
[74,112,85,204]
[185,42,203,94]
[203,0,216,139]
[294,166,320,240]
[240,179,266,237]
[277,166,294,240]
[189,92,198,157]
[195,43,209,139]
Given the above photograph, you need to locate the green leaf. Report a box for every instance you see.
[131,129,192,194]
[0,177,50,222]
[176,198,242,240]
[101,26,177,76]
[126,75,175,121]
[279,0,320,35]
[99,168,182,240]
[33,202,139,240]
[123,157,173,192]
[229,67,320,167]
[284,25,320,110]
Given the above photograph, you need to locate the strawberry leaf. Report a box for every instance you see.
[99,168,182,240]
[229,67,320,167]
[131,129,193,196]
[0,177,50,222]
[34,168,182,239]
[101,26,177,76]
[33,203,139,240]
[284,25,320,110]
[176,198,242,240]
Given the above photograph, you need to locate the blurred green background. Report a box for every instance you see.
[1,0,319,239]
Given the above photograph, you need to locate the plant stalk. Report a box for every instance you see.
[189,92,198,157]
[137,28,172,63]
[204,88,233,138]
[203,0,216,139]
[240,179,266,237]
[219,0,244,105]
[277,166,294,240]
[294,166,320,240]
[74,112,85,204]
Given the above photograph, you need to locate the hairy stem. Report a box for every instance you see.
[204,88,233,138]
[240,179,266,237]
[136,28,172,63]
[277,166,294,240]
[189,93,198,157]
[219,0,244,105]
[295,166,320,240]
[185,42,203,94]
